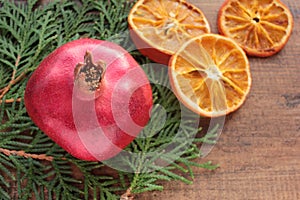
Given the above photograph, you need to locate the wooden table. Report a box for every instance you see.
[138,0,300,199]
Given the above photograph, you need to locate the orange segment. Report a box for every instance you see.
[169,34,251,117]
[218,0,293,57]
[128,0,210,64]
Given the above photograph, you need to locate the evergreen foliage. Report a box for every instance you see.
[0,0,219,199]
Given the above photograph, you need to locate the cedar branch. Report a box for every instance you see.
[0,98,22,104]
[0,55,27,100]
[120,188,134,200]
[0,147,54,161]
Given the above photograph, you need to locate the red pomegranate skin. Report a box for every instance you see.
[25,38,153,161]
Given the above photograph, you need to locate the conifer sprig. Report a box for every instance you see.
[0,0,218,199]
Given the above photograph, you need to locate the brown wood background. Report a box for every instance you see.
[137,0,300,199]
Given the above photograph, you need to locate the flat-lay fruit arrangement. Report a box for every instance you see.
[128,0,293,118]
[0,0,293,199]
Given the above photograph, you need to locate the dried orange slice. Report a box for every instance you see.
[218,0,293,57]
[169,34,251,117]
[128,0,210,64]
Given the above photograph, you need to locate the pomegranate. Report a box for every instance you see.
[24,38,153,161]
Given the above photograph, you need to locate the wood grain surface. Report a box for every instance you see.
[137,0,300,199]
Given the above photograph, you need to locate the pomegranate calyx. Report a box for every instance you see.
[74,51,106,99]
